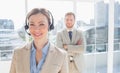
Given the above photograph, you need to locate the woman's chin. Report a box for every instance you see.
[33,36,43,40]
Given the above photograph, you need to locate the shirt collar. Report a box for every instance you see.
[66,27,74,32]
[42,42,50,55]
[31,41,50,56]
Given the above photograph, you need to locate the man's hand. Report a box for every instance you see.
[76,39,82,45]
[63,44,68,50]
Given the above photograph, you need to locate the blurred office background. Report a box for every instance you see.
[0,0,120,73]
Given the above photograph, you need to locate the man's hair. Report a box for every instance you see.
[65,12,75,19]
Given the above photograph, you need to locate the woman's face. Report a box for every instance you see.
[28,13,49,40]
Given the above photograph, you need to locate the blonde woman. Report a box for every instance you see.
[10,8,68,73]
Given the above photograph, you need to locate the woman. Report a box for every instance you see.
[10,8,68,73]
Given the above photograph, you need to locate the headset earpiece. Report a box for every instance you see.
[50,24,54,30]
[24,17,31,35]
[25,24,29,30]
[48,10,54,31]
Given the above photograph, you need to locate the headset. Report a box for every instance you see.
[24,9,54,35]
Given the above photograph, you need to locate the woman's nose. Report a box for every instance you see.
[34,26,41,30]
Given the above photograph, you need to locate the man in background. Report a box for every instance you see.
[56,12,85,73]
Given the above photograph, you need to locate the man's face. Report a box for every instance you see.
[65,15,75,29]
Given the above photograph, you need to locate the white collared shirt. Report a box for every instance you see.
[66,27,74,32]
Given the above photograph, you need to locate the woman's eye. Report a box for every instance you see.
[29,24,34,26]
[39,24,45,26]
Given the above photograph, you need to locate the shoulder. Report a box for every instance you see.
[13,42,31,54]
[57,29,66,35]
[75,29,84,34]
[50,44,67,56]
